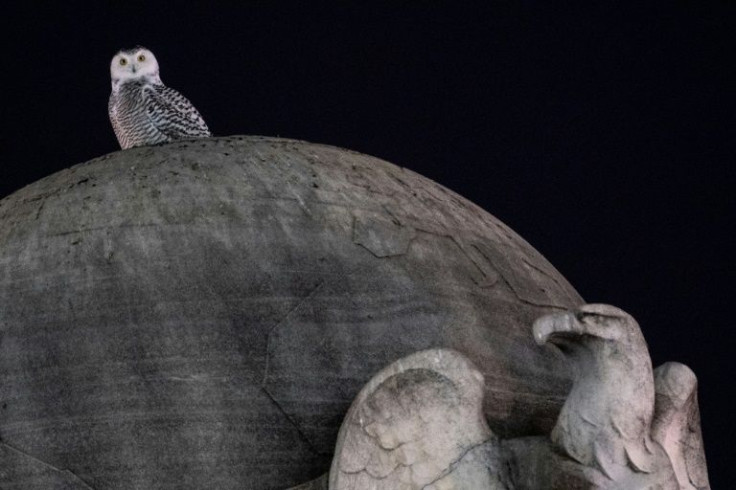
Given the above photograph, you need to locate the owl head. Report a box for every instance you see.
[110,46,161,86]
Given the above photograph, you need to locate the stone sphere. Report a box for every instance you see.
[0,136,581,489]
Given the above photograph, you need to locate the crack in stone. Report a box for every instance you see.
[515,296,571,311]
[0,441,97,489]
[261,280,325,388]
[339,461,413,480]
[259,280,326,456]
[34,198,46,221]
[338,438,497,487]
[480,249,571,311]
[351,214,417,259]
[260,386,322,456]
[419,439,495,490]
[353,418,419,452]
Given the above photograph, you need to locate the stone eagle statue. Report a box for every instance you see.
[318,304,709,489]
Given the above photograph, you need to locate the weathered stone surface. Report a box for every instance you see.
[329,349,508,489]
[653,362,710,490]
[328,306,709,489]
[0,136,581,488]
[288,475,328,490]
[0,442,94,490]
[530,305,689,489]
[503,436,613,489]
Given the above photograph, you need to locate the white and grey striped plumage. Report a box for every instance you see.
[109,46,211,149]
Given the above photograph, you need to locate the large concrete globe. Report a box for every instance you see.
[0,136,581,489]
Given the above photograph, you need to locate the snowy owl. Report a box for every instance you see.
[108,46,211,149]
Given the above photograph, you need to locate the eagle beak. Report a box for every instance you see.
[533,306,626,347]
[533,311,581,346]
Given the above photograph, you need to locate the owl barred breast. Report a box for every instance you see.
[109,47,211,149]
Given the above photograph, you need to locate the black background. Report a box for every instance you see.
[1,2,733,484]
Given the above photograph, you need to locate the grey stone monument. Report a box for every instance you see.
[0,136,708,488]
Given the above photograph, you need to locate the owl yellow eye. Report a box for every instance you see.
[137,54,146,62]
[119,58,127,66]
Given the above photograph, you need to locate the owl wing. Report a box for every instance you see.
[329,349,502,490]
[107,94,125,146]
[142,84,211,140]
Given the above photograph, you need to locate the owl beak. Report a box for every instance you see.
[131,66,137,74]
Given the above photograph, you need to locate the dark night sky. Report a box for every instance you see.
[2,1,734,484]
